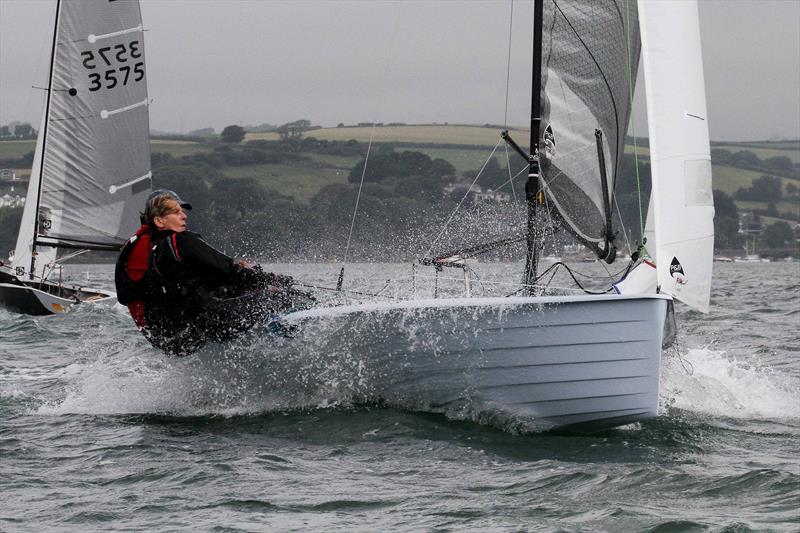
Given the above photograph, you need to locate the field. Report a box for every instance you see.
[150,139,208,158]
[710,165,767,195]
[713,142,800,163]
[736,200,799,217]
[219,164,348,203]
[0,140,35,159]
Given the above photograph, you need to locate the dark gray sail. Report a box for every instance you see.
[538,0,640,253]
[37,0,151,250]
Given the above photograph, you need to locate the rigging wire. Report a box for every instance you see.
[503,0,515,129]
[341,128,374,269]
[336,3,403,290]
[423,139,504,258]
[502,2,518,202]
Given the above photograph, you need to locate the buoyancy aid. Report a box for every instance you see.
[117,228,315,356]
[114,225,152,328]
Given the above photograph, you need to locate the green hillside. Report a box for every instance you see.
[2,126,798,221]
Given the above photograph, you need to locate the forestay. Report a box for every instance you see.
[638,0,714,313]
[538,0,640,255]
[15,0,151,276]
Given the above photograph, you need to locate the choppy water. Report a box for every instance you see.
[1,262,798,531]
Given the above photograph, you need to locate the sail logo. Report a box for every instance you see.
[670,257,687,284]
[543,124,556,161]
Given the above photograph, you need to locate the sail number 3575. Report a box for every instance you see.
[80,41,144,92]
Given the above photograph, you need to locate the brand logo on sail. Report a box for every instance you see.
[670,257,686,284]
[543,124,556,161]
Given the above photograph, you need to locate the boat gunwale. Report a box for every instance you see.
[287,293,672,320]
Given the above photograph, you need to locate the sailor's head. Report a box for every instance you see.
[142,189,192,233]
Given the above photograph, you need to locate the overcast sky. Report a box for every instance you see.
[1,0,798,141]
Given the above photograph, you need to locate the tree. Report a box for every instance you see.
[276,120,311,141]
[762,221,794,249]
[348,147,446,183]
[710,149,732,165]
[220,125,245,144]
[734,175,783,203]
[430,158,456,180]
[765,156,794,175]
[786,182,798,197]
[712,190,741,250]
[731,150,761,168]
[13,123,35,139]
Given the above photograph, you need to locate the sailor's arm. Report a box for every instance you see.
[173,231,238,278]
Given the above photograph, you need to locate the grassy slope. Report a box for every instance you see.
[713,143,800,163]
[219,164,348,203]
[0,140,34,159]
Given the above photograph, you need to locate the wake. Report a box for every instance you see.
[661,347,800,423]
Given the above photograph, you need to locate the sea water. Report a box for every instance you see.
[1,262,798,531]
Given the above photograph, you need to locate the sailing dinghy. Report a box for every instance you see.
[0,0,152,316]
[285,0,714,432]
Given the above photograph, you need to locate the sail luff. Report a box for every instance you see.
[11,0,62,280]
[639,0,714,313]
[12,112,56,279]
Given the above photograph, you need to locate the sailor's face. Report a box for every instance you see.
[154,201,187,233]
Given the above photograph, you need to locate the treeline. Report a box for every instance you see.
[0,123,36,140]
[0,151,34,170]
[711,148,798,179]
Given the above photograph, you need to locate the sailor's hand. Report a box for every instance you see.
[237,258,254,269]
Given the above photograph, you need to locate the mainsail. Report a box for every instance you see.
[13,0,151,279]
[537,0,640,257]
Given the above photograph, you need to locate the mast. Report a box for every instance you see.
[523,0,544,294]
[29,0,62,279]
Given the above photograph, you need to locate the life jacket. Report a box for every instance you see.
[114,225,152,327]
[146,231,201,307]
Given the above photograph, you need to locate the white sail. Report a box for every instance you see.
[638,0,714,313]
[11,0,151,281]
[12,112,56,279]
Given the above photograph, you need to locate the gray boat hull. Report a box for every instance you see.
[284,294,671,432]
